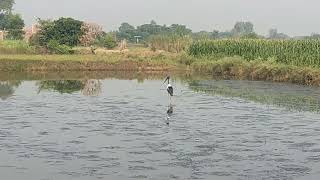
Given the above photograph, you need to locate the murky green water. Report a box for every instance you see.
[1,72,320,180]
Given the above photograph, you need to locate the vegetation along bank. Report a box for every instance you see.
[2,0,320,86]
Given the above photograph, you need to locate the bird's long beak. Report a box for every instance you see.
[163,77,169,84]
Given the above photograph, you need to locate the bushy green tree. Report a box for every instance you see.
[0,13,24,40]
[36,17,84,47]
[4,14,24,39]
[168,24,192,36]
[117,22,136,42]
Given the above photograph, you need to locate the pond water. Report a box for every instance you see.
[1,72,320,180]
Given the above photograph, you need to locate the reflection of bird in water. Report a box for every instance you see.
[81,79,102,96]
[164,76,173,98]
[166,104,174,125]
[167,105,173,115]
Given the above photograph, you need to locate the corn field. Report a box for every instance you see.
[188,39,320,67]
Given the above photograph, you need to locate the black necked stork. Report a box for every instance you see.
[164,76,173,97]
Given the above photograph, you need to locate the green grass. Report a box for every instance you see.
[191,56,320,86]
[0,50,182,72]
[0,40,36,54]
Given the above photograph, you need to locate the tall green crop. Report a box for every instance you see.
[188,39,320,68]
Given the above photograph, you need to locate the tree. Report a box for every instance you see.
[137,21,165,38]
[80,22,103,46]
[36,17,84,47]
[4,14,24,39]
[268,28,290,39]
[0,13,24,39]
[0,0,14,14]
[231,21,254,37]
[169,24,192,36]
[117,22,136,42]
[268,28,278,39]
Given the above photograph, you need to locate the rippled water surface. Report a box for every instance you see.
[1,73,320,180]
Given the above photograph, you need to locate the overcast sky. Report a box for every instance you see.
[14,0,320,36]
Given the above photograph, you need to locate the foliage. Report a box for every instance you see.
[188,39,320,68]
[94,33,117,49]
[169,24,192,36]
[116,21,192,43]
[0,0,14,14]
[240,32,260,39]
[0,40,36,54]
[117,22,136,42]
[193,30,220,40]
[0,13,24,40]
[47,40,73,54]
[191,57,320,86]
[231,21,254,37]
[178,52,196,65]
[36,17,84,47]
[80,22,103,46]
[268,29,290,39]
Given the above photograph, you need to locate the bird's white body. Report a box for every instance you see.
[167,84,173,97]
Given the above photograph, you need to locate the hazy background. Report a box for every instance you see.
[14,0,320,36]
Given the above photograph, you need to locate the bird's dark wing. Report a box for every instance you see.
[167,87,173,96]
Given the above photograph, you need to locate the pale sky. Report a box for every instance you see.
[14,0,320,36]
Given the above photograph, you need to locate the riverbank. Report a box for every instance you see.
[0,50,183,72]
[192,57,320,86]
[2,49,320,86]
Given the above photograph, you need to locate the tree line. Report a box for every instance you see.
[2,0,320,54]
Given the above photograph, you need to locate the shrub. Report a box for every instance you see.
[47,40,73,54]
[94,33,117,49]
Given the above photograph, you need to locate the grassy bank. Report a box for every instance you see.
[192,57,320,86]
[0,49,183,72]
[3,39,320,87]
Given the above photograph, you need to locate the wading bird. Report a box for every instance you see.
[164,76,173,97]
